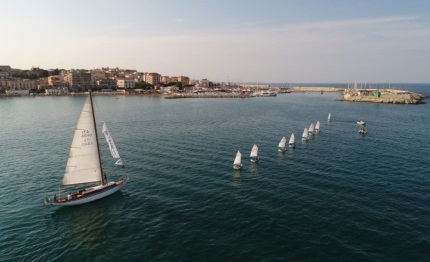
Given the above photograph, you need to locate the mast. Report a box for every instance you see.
[89,91,106,185]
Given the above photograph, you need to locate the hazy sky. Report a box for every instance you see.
[2,0,430,83]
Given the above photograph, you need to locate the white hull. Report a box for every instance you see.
[51,178,128,206]
[278,147,286,152]
[233,164,243,170]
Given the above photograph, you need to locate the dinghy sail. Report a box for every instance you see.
[233,151,243,170]
[289,133,295,148]
[302,128,309,141]
[278,137,287,152]
[250,144,259,162]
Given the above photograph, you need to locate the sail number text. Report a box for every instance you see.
[81,129,93,146]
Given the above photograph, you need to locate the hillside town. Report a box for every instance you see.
[0,65,203,96]
[0,65,283,97]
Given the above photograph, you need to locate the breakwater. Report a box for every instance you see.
[292,86,343,92]
[336,89,426,104]
[164,93,251,99]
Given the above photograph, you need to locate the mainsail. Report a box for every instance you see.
[250,144,259,157]
[234,151,242,165]
[278,137,286,148]
[289,133,295,144]
[315,121,320,131]
[102,122,123,166]
[63,96,102,186]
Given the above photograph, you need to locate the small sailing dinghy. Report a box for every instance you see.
[250,144,260,162]
[302,128,309,141]
[357,120,366,126]
[278,137,287,152]
[308,123,315,135]
[289,133,295,148]
[328,113,332,122]
[233,151,243,170]
[47,92,128,207]
[315,121,320,132]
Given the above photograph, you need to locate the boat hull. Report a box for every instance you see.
[233,164,243,170]
[278,147,286,152]
[51,177,129,206]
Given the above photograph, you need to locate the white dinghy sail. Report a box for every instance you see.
[250,144,259,162]
[233,151,243,170]
[302,128,309,141]
[102,122,124,166]
[289,133,295,148]
[278,137,287,152]
[309,123,315,135]
[48,92,128,207]
[315,121,320,132]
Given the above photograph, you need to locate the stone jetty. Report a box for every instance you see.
[336,89,426,104]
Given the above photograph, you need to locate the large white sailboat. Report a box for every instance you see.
[302,128,309,141]
[289,133,295,148]
[49,93,128,206]
[250,144,260,162]
[233,151,243,170]
[278,137,287,152]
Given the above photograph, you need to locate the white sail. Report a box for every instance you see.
[289,133,295,144]
[278,137,286,148]
[102,122,123,165]
[315,121,320,131]
[250,144,258,157]
[328,113,331,121]
[234,151,242,165]
[302,128,309,140]
[309,123,315,134]
[63,96,102,186]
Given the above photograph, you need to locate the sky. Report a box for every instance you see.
[1,0,430,83]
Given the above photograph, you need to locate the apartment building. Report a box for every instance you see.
[178,76,190,85]
[116,78,135,89]
[146,72,161,86]
[0,65,12,78]
[67,70,94,89]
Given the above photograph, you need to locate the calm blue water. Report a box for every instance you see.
[1,84,429,261]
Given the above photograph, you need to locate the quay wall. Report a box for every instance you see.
[292,86,344,92]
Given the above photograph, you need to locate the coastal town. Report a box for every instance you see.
[0,65,426,104]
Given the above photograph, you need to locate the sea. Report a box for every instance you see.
[0,84,429,262]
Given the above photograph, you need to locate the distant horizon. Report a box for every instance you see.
[2,0,430,83]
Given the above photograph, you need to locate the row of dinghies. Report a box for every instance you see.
[233,114,331,170]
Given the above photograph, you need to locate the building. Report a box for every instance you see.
[161,76,170,84]
[47,75,66,88]
[178,76,190,85]
[67,70,93,90]
[0,65,12,78]
[146,72,161,86]
[97,78,117,89]
[116,78,135,89]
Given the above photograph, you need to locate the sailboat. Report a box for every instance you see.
[49,92,129,206]
[250,144,259,162]
[315,121,320,132]
[288,133,295,148]
[308,123,315,135]
[278,137,287,152]
[328,113,332,122]
[302,128,309,141]
[233,151,243,170]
